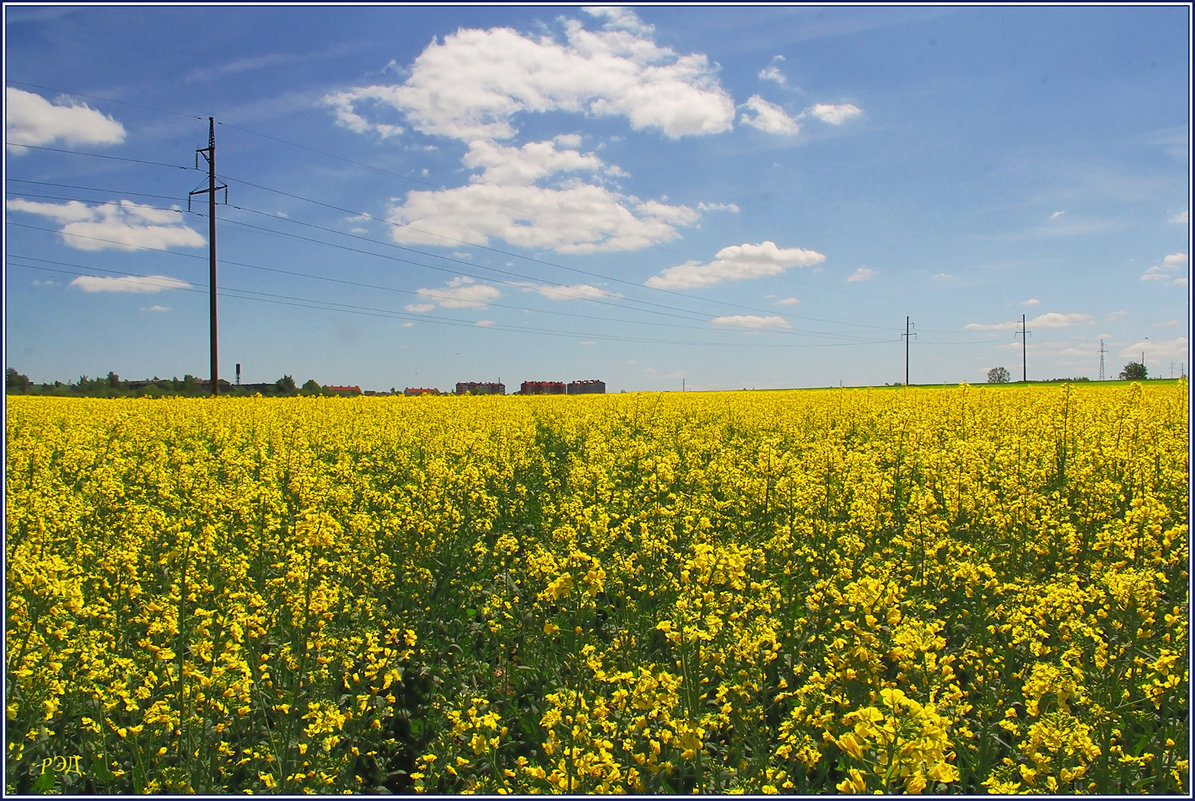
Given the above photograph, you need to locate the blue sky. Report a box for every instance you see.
[4,3,1190,392]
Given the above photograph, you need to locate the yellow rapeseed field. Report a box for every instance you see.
[5,382,1189,794]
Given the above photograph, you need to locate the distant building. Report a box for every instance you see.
[404,387,441,396]
[326,385,362,395]
[521,380,566,395]
[455,381,505,396]
[567,379,606,395]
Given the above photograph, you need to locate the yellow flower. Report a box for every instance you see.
[836,768,867,793]
[836,732,864,760]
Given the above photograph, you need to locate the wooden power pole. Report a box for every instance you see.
[190,118,226,396]
[901,317,916,386]
[1015,314,1030,382]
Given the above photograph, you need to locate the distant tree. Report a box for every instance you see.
[987,366,1011,384]
[6,368,31,394]
[275,375,298,395]
[300,379,323,396]
[1119,361,1148,380]
[75,374,108,395]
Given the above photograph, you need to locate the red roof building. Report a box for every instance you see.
[455,381,505,395]
[521,380,566,395]
[567,379,606,395]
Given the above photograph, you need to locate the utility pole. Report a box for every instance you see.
[901,316,916,386]
[1098,339,1106,381]
[190,118,227,396]
[1015,314,1030,382]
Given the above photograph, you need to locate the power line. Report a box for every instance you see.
[213,207,886,343]
[8,214,889,348]
[215,120,448,191]
[221,172,900,333]
[7,256,888,351]
[6,90,911,337]
[3,142,195,171]
[6,178,185,203]
[5,96,993,365]
[7,184,941,351]
[6,80,979,329]
[7,170,893,340]
[6,79,206,121]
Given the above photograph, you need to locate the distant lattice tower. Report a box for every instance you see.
[1098,339,1106,381]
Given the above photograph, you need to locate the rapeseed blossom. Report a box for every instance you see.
[5,382,1187,793]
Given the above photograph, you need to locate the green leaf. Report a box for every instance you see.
[30,769,55,794]
[90,755,115,784]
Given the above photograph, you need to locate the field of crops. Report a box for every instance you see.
[5,382,1189,794]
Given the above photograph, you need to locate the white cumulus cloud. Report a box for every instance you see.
[6,198,204,251]
[712,314,791,330]
[646,240,825,290]
[697,201,740,213]
[583,6,656,36]
[322,8,862,256]
[406,276,500,311]
[387,182,696,254]
[804,102,862,125]
[1032,312,1095,328]
[463,138,606,186]
[1140,252,1188,284]
[847,267,876,283]
[516,282,622,301]
[758,65,787,85]
[325,11,734,142]
[740,95,799,135]
[6,87,126,154]
[70,274,191,293]
[965,311,1093,331]
[740,97,862,137]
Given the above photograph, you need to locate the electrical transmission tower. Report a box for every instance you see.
[189,118,227,396]
[901,316,916,385]
[1014,314,1030,382]
[1098,339,1106,381]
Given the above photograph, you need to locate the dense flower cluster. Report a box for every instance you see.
[5,382,1188,793]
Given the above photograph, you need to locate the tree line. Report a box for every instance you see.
[5,369,357,398]
[986,361,1150,384]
